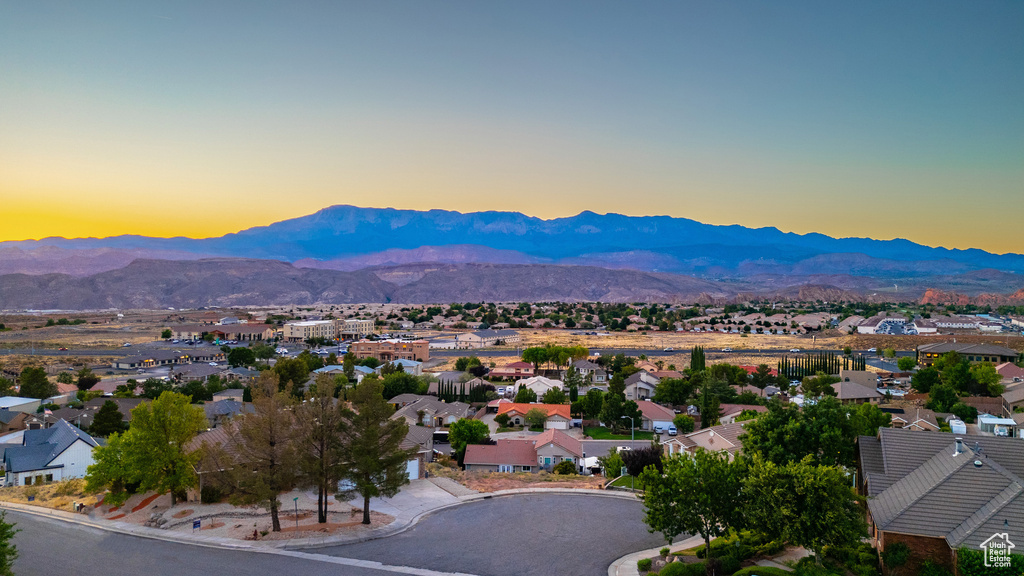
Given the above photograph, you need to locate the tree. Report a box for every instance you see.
[253,343,275,366]
[741,396,856,467]
[494,413,511,428]
[273,357,310,395]
[74,368,99,392]
[0,512,18,576]
[56,371,73,385]
[750,364,775,394]
[950,402,978,423]
[911,366,940,394]
[338,377,418,525]
[896,356,917,372]
[883,348,897,359]
[842,346,852,356]
[880,542,911,576]
[848,402,891,437]
[229,371,298,531]
[90,400,126,437]
[552,460,577,474]
[141,377,174,399]
[654,377,694,406]
[295,374,347,523]
[970,363,1003,396]
[926,383,959,413]
[18,367,56,399]
[598,447,624,478]
[581,388,604,419]
[161,329,173,339]
[801,372,839,398]
[227,347,256,368]
[514,385,537,403]
[672,414,695,434]
[744,456,865,565]
[381,372,422,399]
[690,346,706,372]
[541,387,567,405]
[448,418,490,465]
[563,366,585,401]
[454,356,481,372]
[696,382,721,429]
[640,449,745,557]
[621,444,664,477]
[343,352,356,380]
[87,391,207,506]
[525,407,549,429]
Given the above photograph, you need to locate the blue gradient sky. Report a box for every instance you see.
[1,1,1022,252]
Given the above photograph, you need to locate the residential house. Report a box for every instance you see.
[84,398,148,424]
[997,362,1024,385]
[890,408,940,431]
[463,429,581,473]
[203,399,252,428]
[568,360,607,384]
[391,397,473,428]
[838,370,879,389]
[464,440,538,473]
[0,411,28,434]
[636,400,675,432]
[917,343,1020,367]
[387,394,427,409]
[661,421,748,460]
[375,359,423,376]
[225,367,260,385]
[490,362,535,380]
[830,380,883,405]
[859,428,1024,574]
[718,404,768,425]
[3,419,98,486]
[514,376,563,397]
[0,397,41,414]
[624,371,659,401]
[401,425,434,480]
[496,403,571,430]
[454,329,521,349]
[170,363,227,383]
[213,389,245,402]
[1002,384,1024,417]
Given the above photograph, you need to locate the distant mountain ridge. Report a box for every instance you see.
[4,205,1024,278]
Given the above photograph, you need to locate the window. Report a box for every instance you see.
[23,477,31,486]
[522,466,531,472]
[45,474,53,482]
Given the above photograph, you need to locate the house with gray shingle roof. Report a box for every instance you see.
[3,419,98,486]
[859,427,1024,574]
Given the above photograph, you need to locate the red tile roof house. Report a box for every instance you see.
[490,361,535,380]
[463,429,583,473]
[496,403,572,430]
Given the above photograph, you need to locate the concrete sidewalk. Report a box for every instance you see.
[608,535,706,576]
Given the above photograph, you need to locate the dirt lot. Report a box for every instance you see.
[0,479,97,512]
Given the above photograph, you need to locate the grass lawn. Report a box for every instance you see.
[584,426,653,440]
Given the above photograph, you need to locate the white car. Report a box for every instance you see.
[663,347,674,352]
[789,348,801,353]
[867,347,877,353]
[722,347,732,352]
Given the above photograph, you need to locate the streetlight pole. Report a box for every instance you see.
[293,496,299,532]
[621,415,634,490]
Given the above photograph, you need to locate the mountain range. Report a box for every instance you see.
[2,206,1023,308]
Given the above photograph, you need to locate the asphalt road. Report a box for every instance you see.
[7,510,397,576]
[318,493,671,576]
[8,494,669,576]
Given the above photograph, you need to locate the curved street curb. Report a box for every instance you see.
[0,487,640,552]
[606,534,707,576]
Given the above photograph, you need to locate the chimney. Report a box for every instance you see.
[954,438,964,456]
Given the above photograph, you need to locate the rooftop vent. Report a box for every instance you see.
[954,438,964,456]
[974,460,983,468]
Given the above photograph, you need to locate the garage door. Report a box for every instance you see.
[405,458,419,480]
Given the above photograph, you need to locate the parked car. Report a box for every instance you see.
[667,425,677,436]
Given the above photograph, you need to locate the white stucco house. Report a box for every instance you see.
[2,419,99,486]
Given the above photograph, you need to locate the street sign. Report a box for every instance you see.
[193,519,201,531]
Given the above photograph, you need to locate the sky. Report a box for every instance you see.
[1,1,1022,253]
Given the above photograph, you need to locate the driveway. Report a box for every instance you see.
[318,493,674,576]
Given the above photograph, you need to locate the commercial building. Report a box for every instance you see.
[168,324,274,342]
[283,320,337,342]
[454,329,520,349]
[916,343,1020,366]
[349,339,429,362]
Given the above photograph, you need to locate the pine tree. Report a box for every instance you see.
[338,378,418,525]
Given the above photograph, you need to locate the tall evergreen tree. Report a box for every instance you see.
[296,374,347,523]
[338,377,418,525]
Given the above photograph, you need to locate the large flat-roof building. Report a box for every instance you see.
[916,342,1020,366]
[454,329,520,349]
[350,339,429,362]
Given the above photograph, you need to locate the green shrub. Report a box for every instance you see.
[919,561,954,576]
[756,540,785,556]
[733,568,791,576]
[658,561,706,576]
[638,558,653,572]
[719,555,741,575]
[200,485,223,504]
[552,460,577,475]
[661,547,671,557]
